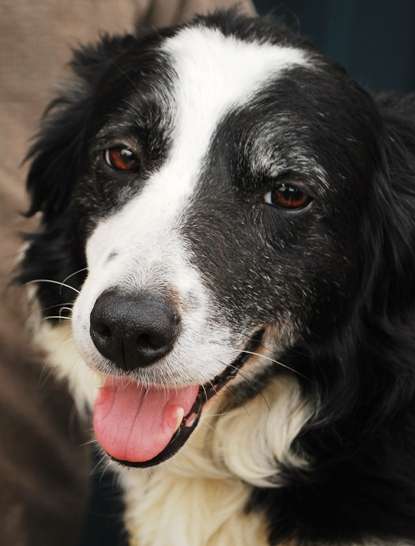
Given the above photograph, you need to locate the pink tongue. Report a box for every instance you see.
[93,377,199,463]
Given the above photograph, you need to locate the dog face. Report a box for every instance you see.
[20,12,415,468]
[71,27,354,384]
[73,28,370,381]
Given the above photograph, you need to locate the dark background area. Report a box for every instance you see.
[82,2,415,545]
[255,0,415,92]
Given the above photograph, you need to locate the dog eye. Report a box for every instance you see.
[104,146,139,172]
[264,183,312,211]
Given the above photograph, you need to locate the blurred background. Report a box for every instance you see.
[256,0,415,92]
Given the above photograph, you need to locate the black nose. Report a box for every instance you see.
[90,289,180,371]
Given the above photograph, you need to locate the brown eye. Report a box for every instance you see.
[264,183,312,211]
[104,146,139,172]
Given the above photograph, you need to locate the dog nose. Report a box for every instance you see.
[90,289,180,371]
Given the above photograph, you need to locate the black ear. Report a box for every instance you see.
[25,33,136,220]
[277,97,415,545]
[350,94,415,423]
[328,94,415,425]
[19,34,135,312]
[289,94,415,432]
[365,94,415,318]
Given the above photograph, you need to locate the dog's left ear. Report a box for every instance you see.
[365,94,415,318]
[349,94,415,423]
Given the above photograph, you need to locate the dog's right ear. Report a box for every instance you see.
[19,34,136,312]
[25,33,135,222]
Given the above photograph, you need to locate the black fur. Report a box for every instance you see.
[19,10,415,546]
[247,92,415,545]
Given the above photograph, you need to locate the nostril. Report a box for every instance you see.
[95,321,112,339]
[136,332,162,352]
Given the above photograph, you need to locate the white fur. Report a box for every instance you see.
[35,323,101,412]
[122,470,269,546]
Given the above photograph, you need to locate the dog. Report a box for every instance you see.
[18,9,415,546]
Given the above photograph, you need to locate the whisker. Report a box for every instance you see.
[43,315,72,321]
[59,306,74,317]
[61,267,89,286]
[221,360,271,412]
[90,451,110,478]
[81,438,100,448]
[201,382,209,402]
[43,302,74,312]
[206,338,307,380]
[240,350,307,379]
[26,279,80,294]
[37,360,55,389]
[206,334,274,354]
[60,268,89,295]
[224,361,263,388]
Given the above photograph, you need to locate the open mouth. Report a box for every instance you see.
[93,329,264,467]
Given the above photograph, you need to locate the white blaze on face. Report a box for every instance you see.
[72,26,309,385]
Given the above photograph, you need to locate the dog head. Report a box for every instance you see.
[20,11,415,467]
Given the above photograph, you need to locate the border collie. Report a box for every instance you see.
[19,9,415,546]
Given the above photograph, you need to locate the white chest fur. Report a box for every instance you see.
[121,466,267,546]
